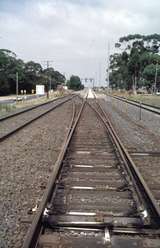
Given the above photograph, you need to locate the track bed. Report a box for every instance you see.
[23,97,160,248]
[50,104,138,219]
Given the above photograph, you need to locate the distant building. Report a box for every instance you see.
[36,85,45,95]
[63,86,68,90]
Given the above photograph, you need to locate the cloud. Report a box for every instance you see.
[0,0,160,85]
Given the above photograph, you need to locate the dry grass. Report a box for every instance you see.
[110,90,160,107]
[127,94,160,107]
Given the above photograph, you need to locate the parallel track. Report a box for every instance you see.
[107,94,160,115]
[22,95,160,248]
[102,94,160,215]
[0,95,72,122]
[0,95,75,142]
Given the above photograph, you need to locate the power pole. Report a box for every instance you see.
[107,41,110,88]
[154,61,158,94]
[93,78,95,89]
[95,72,97,87]
[42,60,54,98]
[49,77,52,91]
[16,72,19,101]
[99,62,101,87]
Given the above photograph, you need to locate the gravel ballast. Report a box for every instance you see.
[99,95,160,206]
[0,95,72,139]
[0,99,77,248]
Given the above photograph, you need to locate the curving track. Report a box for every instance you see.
[22,93,160,248]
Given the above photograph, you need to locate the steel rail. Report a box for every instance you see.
[23,93,160,248]
[55,225,160,235]
[89,98,160,227]
[86,101,146,217]
[0,95,75,142]
[23,98,86,248]
[107,94,160,115]
[0,95,72,122]
[115,95,160,110]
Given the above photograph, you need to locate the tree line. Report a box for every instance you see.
[0,49,65,95]
[109,34,160,92]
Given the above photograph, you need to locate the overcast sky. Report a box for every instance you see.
[0,0,160,86]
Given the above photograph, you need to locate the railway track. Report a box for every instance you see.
[0,95,73,122]
[23,94,160,248]
[0,94,75,142]
[98,94,160,210]
[108,94,160,115]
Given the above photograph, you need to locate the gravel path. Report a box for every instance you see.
[0,98,78,248]
[99,95,160,207]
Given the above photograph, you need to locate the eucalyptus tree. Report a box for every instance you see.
[0,49,66,95]
[109,34,160,92]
